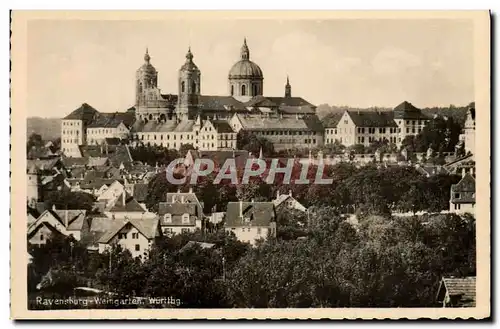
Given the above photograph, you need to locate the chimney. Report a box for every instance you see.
[289,190,292,197]
[251,198,254,203]
[122,192,126,206]
[52,204,56,211]
[239,200,243,218]
[276,190,280,198]
[189,186,193,193]
[177,188,181,193]
[105,143,109,155]
[65,210,69,228]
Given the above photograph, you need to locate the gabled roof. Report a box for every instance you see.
[27,158,61,172]
[198,95,247,112]
[158,203,199,226]
[211,120,235,133]
[451,174,475,193]
[53,210,87,231]
[437,276,476,307]
[108,191,145,213]
[322,112,344,128]
[79,145,133,166]
[86,111,136,129]
[225,201,275,227]
[97,218,159,244]
[346,110,398,128]
[63,103,99,124]
[393,101,430,120]
[62,156,88,168]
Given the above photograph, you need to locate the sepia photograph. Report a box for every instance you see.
[10,10,490,320]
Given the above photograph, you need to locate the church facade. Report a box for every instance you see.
[61,39,323,156]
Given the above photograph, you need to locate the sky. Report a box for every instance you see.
[27,18,474,118]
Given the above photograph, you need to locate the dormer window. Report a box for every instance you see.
[164,213,172,223]
[182,213,190,224]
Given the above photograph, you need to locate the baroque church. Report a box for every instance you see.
[133,38,317,123]
[61,39,323,156]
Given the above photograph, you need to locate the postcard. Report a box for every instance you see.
[10,10,490,320]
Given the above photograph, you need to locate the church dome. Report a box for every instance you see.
[229,60,263,79]
[228,38,263,79]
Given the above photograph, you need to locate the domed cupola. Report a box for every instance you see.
[228,38,264,102]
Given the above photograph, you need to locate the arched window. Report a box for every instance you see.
[231,85,234,96]
[253,84,258,95]
[191,81,196,93]
[241,85,246,96]
[181,81,185,93]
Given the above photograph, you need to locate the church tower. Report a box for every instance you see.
[285,75,292,98]
[136,48,158,107]
[176,47,201,120]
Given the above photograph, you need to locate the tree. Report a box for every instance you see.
[43,190,96,211]
[237,130,274,157]
[27,133,44,153]
[179,143,196,157]
[347,143,366,154]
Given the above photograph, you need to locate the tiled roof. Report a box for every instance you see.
[198,95,247,112]
[87,157,109,167]
[347,110,398,128]
[279,106,316,115]
[27,158,60,171]
[393,101,430,120]
[97,218,159,244]
[211,120,235,133]
[451,174,475,192]
[132,183,149,203]
[437,277,476,307]
[63,103,99,124]
[53,210,87,231]
[158,203,199,226]
[108,191,145,213]
[225,201,276,227]
[133,119,195,133]
[62,156,88,168]
[79,145,133,166]
[322,112,343,128]
[87,112,135,129]
[237,114,324,132]
[245,96,315,108]
[272,194,293,207]
[179,241,215,252]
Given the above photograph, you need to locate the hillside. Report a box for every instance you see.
[27,117,61,141]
